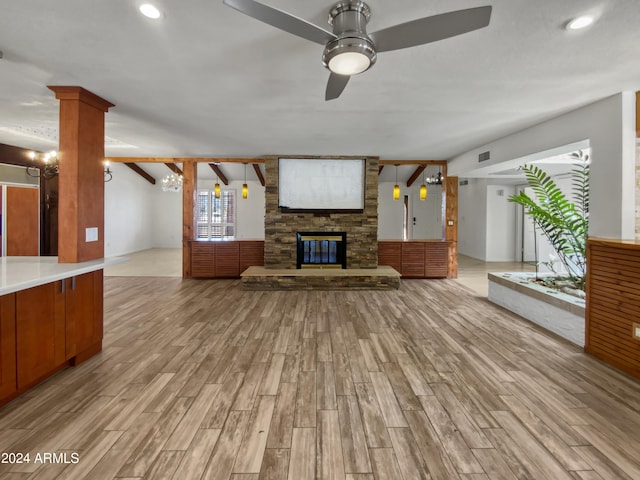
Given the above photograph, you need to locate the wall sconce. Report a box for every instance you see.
[26,150,59,179]
[393,164,400,200]
[104,160,113,182]
[242,163,248,199]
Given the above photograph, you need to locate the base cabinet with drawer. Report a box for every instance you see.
[378,241,449,278]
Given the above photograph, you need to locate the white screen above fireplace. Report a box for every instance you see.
[278,158,365,210]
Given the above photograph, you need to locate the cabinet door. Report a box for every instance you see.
[425,242,449,278]
[6,186,39,256]
[0,294,16,400]
[402,243,425,278]
[66,271,102,359]
[239,241,264,273]
[378,242,402,273]
[215,242,240,277]
[191,243,215,278]
[16,282,65,389]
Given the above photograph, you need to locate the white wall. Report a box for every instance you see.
[449,92,636,240]
[458,179,488,260]
[230,180,265,239]
[151,187,182,248]
[104,162,154,256]
[378,181,443,240]
[485,185,517,262]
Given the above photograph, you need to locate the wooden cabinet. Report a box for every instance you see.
[215,242,240,277]
[0,294,16,399]
[378,241,449,278]
[402,243,426,278]
[16,281,66,389]
[1,270,103,404]
[378,242,402,273]
[239,241,264,274]
[425,242,449,278]
[190,241,264,278]
[65,271,103,361]
[191,242,215,278]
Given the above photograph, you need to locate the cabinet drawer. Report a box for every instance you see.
[425,242,449,278]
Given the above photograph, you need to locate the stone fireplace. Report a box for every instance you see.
[263,156,379,269]
[297,232,347,269]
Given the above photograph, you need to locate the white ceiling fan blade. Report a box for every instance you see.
[223,0,337,45]
[370,6,492,53]
[325,73,350,101]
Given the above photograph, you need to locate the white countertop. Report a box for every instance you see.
[0,256,127,296]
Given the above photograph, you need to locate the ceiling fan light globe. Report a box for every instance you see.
[322,36,376,75]
[329,52,370,75]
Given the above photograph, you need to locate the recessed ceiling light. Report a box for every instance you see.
[566,15,594,30]
[139,3,162,19]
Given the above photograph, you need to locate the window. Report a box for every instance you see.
[196,189,235,239]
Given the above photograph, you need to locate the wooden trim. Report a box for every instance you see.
[0,143,41,167]
[406,166,426,187]
[108,157,265,163]
[209,164,229,185]
[123,163,156,184]
[253,163,265,187]
[164,163,183,176]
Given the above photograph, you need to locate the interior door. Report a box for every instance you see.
[6,186,39,256]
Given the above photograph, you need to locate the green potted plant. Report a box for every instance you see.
[508,151,589,291]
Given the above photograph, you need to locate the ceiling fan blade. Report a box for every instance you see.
[325,73,350,101]
[223,0,336,45]
[370,6,492,53]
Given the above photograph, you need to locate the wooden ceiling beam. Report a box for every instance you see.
[124,163,156,185]
[208,164,228,185]
[406,165,426,187]
[108,157,265,164]
[164,163,183,176]
[252,163,265,186]
[378,165,384,175]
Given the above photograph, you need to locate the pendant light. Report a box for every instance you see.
[214,172,221,198]
[419,169,427,201]
[393,165,400,201]
[242,163,248,199]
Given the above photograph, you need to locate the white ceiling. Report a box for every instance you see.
[0,0,639,181]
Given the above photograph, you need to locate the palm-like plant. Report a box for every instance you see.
[508,151,589,290]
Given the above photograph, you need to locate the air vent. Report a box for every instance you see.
[459,180,469,186]
[478,151,491,162]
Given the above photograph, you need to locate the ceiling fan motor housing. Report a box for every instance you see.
[322,1,377,75]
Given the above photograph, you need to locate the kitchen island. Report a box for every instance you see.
[0,256,124,407]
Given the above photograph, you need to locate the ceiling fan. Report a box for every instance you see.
[223,0,492,100]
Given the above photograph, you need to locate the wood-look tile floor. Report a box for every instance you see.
[2,277,640,479]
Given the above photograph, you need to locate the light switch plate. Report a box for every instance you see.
[85,227,98,242]
[633,323,640,340]
[447,220,454,226]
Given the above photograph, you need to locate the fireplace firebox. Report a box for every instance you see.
[296,232,347,269]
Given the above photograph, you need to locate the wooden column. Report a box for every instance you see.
[48,86,114,263]
[445,176,458,278]
[636,91,639,138]
[182,160,197,278]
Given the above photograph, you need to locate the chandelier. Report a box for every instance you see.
[26,150,59,179]
[162,173,183,192]
[426,170,443,185]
